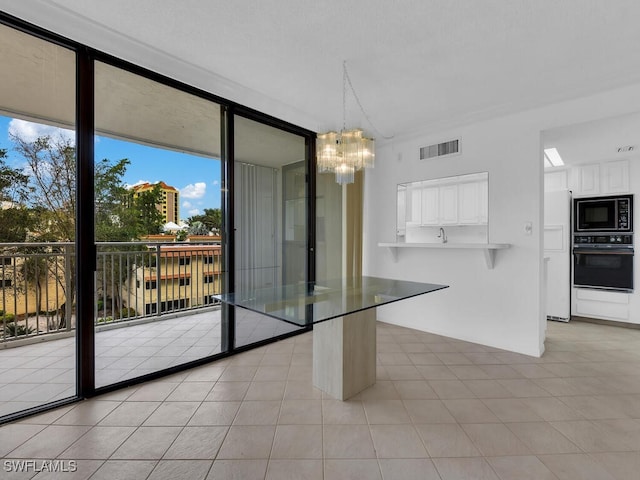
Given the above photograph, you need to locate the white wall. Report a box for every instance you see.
[364,83,640,357]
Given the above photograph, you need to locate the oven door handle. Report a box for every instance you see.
[573,249,634,255]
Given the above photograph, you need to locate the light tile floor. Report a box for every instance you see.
[0,307,299,416]
[0,320,639,479]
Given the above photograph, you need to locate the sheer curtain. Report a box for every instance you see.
[235,162,278,293]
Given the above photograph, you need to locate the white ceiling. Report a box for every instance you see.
[3,0,640,142]
[543,112,640,167]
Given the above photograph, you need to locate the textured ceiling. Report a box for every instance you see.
[3,0,640,142]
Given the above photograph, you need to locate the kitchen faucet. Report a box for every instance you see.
[437,227,447,243]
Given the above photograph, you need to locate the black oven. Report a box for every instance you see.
[574,195,633,232]
[573,234,634,292]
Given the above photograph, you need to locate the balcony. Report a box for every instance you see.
[0,241,224,344]
[0,241,298,418]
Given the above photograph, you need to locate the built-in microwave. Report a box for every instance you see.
[574,194,633,233]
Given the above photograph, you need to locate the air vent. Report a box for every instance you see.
[420,138,460,160]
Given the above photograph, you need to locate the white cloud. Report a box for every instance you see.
[8,119,74,143]
[181,182,206,199]
[188,208,201,216]
[182,201,193,208]
[212,180,220,187]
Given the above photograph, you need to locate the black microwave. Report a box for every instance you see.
[574,194,633,233]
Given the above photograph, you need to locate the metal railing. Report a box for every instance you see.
[0,241,223,343]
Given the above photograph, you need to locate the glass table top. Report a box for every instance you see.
[214,276,448,327]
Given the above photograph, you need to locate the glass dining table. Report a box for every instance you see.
[215,276,448,400]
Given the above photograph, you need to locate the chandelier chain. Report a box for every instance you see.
[342,61,394,140]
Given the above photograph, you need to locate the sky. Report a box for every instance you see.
[0,117,222,221]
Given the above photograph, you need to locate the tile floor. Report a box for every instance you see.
[0,307,299,416]
[0,319,639,479]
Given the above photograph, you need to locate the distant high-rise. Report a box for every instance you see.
[131,181,179,224]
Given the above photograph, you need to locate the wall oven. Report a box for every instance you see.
[573,234,634,292]
[574,194,633,232]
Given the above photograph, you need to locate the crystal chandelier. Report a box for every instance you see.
[317,62,375,185]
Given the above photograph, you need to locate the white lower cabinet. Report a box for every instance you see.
[573,288,630,321]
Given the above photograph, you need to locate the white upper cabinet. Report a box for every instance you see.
[578,164,600,195]
[602,160,630,194]
[458,181,480,224]
[439,184,459,224]
[420,186,440,225]
[408,186,422,224]
[398,172,489,230]
[478,179,488,224]
[544,170,568,192]
[458,178,489,224]
[559,159,629,196]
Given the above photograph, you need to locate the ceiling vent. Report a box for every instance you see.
[420,138,460,160]
[617,145,634,153]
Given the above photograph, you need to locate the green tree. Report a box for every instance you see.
[0,148,34,243]
[8,134,149,327]
[134,184,164,235]
[188,220,209,236]
[8,135,75,328]
[11,134,76,241]
[94,158,141,241]
[187,208,221,234]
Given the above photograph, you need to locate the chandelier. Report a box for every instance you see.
[317,62,375,185]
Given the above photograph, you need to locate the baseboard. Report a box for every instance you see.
[571,315,640,330]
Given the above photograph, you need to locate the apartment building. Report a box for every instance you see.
[122,243,222,316]
[131,181,180,224]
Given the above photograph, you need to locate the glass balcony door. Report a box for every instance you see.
[0,23,78,419]
[233,115,309,347]
[93,61,223,388]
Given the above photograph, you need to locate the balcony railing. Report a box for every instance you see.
[0,241,222,344]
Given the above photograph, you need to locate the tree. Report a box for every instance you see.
[188,221,209,236]
[8,134,150,327]
[94,158,141,241]
[11,134,76,241]
[134,184,164,235]
[8,134,76,328]
[0,148,35,243]
[187,208,221,234]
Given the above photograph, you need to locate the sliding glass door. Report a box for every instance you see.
[233,115,309,347]
[0,23,77,418]
[0,13,316,422]
[93,61,223,388]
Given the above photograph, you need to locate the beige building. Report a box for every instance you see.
[122,243,222,316]
[0,251,68,320]
[131,181,180,224]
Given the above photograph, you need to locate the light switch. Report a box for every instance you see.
[524,221,533,235]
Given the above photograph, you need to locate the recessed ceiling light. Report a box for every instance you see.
[544,147,564,167]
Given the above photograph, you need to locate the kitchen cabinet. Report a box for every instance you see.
[421,184,459,225]
[439,184,458,224]
[398,172,488,230]
[602,160,629,194]
[544,170,568,192]
[409,186,422,224]
[478,179,488,224]
[420,186,439,225]
[458,180,489,224]
[577,164,600,195]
